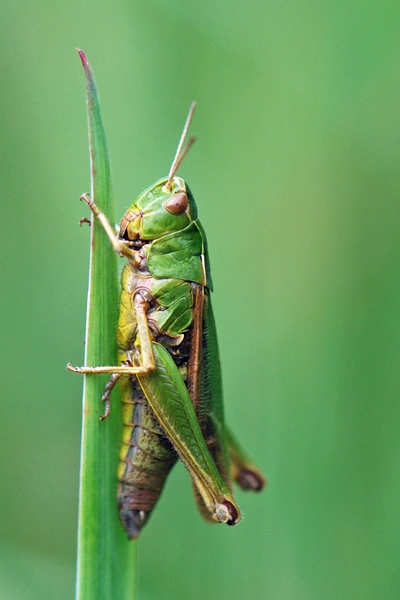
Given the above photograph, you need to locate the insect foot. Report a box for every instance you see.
[80,192,92,207]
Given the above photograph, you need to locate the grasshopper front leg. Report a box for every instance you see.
[79,193,138,260]
[69,194,154,375]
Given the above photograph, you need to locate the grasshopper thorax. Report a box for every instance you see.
[119,176,198,243]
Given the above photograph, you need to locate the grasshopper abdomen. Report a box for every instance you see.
[118,375,177,539]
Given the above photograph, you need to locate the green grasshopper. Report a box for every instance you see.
[68,103,265,539]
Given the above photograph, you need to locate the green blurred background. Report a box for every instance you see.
[1,1,400,599]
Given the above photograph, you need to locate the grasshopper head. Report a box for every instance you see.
[120,103,198,244]
[119,176,198,242]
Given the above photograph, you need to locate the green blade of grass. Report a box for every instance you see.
[75,50,136,600]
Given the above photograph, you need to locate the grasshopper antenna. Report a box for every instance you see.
[166,102,197,190]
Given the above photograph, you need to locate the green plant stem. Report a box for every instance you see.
[75,50,136,600]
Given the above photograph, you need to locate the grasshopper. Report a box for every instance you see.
[68,103,265,539]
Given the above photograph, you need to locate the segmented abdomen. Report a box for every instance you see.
[118,375,177,539]
[116,263,194,538]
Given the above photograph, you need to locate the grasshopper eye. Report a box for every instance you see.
[164,192,188,215]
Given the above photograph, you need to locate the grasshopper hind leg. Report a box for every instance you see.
[226,427,267,492]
